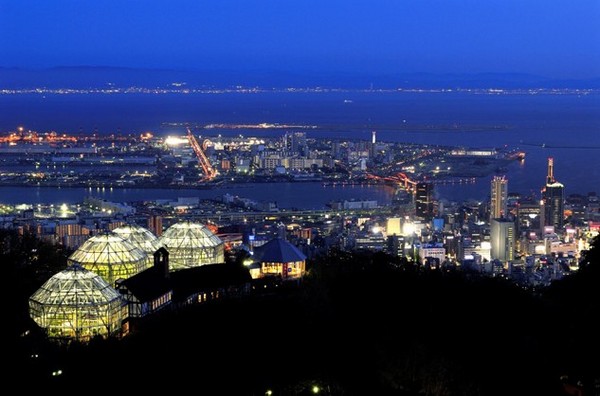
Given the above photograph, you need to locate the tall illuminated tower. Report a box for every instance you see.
[490,176,508,221]
[415,182,434,220]
[490,218,515,262]
[542,157,564,229]
[546,157,554,184]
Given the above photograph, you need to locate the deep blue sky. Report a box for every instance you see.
[1,0,599,78]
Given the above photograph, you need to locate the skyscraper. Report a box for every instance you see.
[386,235,405,257]
[542,157,565,229]
[370,131,377,158]
[490,175,508,221]
[284,132,307,155]
[415,182,434,220]
[516,199,543,235]
[490,218,515,262]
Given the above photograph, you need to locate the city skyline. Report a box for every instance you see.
[3,2,600,393]
[1,1,599,80]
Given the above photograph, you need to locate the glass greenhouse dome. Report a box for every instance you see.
[29,264,124,342]
[159,221,224,271]
[112,224,163,265]
[68,233,150,286]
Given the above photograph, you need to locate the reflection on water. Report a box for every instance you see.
[1,92,598,200]
[0,182,396,209]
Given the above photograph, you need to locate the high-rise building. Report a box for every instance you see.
[516,200,543,235]
[147,215,163,236]
[386,217,402,236]
[546,156,554,184]
[386,235,405,257]
[370,131,377,157]
[284,132,307,155]
[490,218,515,262]
[55,222,91,249]
[490,176,508,221]
[542,157,565,229]
[415,182,434,220]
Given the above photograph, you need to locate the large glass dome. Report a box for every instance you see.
[112,224,163,265]
[29,264,124,342]
[68,234,150,286]
[159,221,224,271]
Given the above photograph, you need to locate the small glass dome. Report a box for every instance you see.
[112,224,163,264]
[68,233,150,286]
[159,221,224,271]
[29,264,124,342]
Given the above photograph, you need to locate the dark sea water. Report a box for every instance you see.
[0,184,395,210]
[1,92,599,206]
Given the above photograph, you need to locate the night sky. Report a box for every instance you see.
[1,0,599,78]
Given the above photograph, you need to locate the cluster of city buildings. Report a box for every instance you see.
[0,127,519,188]
[2,129,597,343]
[344,157,596,287]
[4,153,597,299]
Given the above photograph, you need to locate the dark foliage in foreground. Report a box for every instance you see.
[6,232,600,395]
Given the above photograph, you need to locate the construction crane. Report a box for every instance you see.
[186,127,217,181]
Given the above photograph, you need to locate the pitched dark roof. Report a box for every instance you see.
[254,238,306,263]
[119,267,171,302]
[170,264,251,301]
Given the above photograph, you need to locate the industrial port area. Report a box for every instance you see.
[0,126,523,189]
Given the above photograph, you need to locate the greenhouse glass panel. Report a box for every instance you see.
[112,224,163,266]
[68,234,150,286]
[29,264,124,342]
[159,221,224,271]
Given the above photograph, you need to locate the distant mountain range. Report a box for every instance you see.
[1,66,599,90]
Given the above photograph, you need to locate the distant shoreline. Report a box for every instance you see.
[2,87,598,96]
[519,143,600,149]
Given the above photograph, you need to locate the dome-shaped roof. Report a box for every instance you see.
[30,264,121,306]
[68,233,150,285]
[159,221,224,270]
[112,224,163,255]
[29,264,123,341]
[160,221,223,249]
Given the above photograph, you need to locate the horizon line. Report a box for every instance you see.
[1,65,599,81]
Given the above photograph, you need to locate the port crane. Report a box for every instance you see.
[186,127,217,181]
